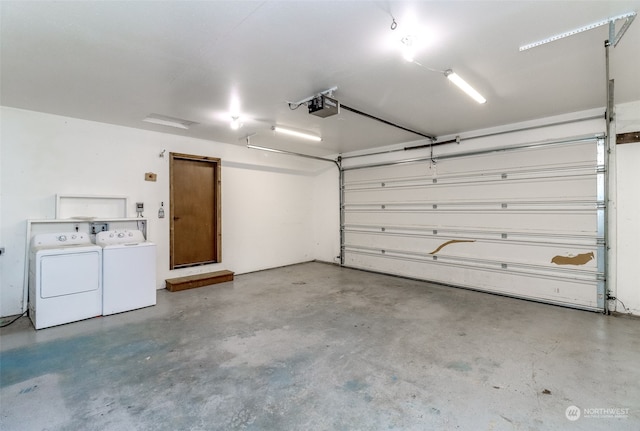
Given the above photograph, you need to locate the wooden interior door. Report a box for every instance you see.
[170,153,221,269]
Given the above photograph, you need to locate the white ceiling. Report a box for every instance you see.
[2,1,639,156]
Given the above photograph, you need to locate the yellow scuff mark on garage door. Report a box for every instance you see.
[429,240,476,255]
[551,252,594,265]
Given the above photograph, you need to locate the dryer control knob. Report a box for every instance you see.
[58,235,67,242]
[109,234,114,238]
[118,232,125,238]
[128,232,133,237]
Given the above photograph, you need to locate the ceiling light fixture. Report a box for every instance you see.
[411,62,487,105]
[143,114,197,129]
[444,69,487,104]
[401,35,416,62]
[519,11,636,51]
[230,116,242,130]
[272,126,322,142]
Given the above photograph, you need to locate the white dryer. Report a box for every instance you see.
[29,232,103,329]
[96,229,156,315]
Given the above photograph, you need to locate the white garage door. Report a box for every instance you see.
[342,134,606,311]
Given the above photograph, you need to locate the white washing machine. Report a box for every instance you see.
[96,229,156,315]
[29,232,103,329]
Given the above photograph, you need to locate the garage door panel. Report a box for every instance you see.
[440,143,596,174]
[344,210,597,234]
[344,231,598,270]
[345,225,597,245]
[345,176,596,204]
[346,166,595,191]
[342,134,606,310]
[344,141,596,183]
[431,141,596,175]
[345,253,599,309]
[345,163,430,183]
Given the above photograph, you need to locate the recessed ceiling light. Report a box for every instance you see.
[143,114,197,129]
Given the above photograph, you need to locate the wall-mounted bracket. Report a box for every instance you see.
[609,13,636,47]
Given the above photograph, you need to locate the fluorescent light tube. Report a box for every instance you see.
[444,70,487,104]
[272,126,322,142]
[143,114,197,129]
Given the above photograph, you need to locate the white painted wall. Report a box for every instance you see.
[312,165,341,265]
[0,107,340,317]
[613,101,640,315]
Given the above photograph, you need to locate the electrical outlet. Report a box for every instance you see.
[136,202,144,213]
[90,223,109,234]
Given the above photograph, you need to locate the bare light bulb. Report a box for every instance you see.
[401,35,415,62]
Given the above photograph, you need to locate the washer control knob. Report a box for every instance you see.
[71,235,77,240]
[58,235,67,242]
[118,232,125,238]
[128,232,133,237]
[109,233,114,238]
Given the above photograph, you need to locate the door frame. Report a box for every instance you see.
[169,152,222,269]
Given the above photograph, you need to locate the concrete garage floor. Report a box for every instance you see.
[1,262,638,431]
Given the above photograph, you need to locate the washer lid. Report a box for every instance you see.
[31,244,102,256]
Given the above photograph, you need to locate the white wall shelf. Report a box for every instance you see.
[56,194,129,219]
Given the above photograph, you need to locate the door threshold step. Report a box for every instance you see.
[165,270,234,292]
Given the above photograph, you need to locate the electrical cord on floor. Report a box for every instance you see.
[0,311,27,328]
[608,295,629,313]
